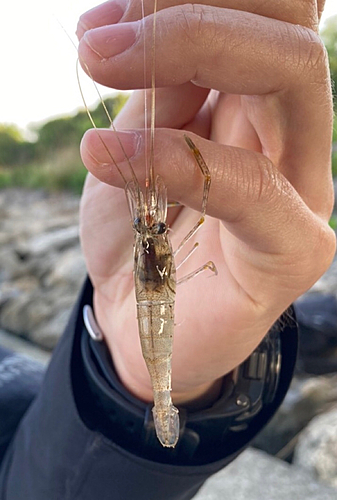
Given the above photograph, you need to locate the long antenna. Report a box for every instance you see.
[141,0,149,188]
[56,15,141,200]
[76,61,127,184]
[79,60,141,190]
[148,0,158,205]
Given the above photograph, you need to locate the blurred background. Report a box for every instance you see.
[0,1,336,194]
[1,2,337,498]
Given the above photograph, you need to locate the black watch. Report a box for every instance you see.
[81,305,296,465]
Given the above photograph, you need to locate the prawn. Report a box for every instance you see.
[78,0,217,448]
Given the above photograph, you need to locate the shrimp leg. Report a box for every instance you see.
[177,261,217,286]
[174,135,217,282]
[174,135,212,258]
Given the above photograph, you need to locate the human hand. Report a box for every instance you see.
[77,0,335,405]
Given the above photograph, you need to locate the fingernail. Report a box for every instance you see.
[84,23,137,59]
[89,130,141,164]
[76,0,127,40]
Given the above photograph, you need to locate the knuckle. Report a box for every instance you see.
[244,153,279,206]
[295,0,319,30]
[122,0,152,22]
[220,150,279,218]
[175,4,204,43]
[175,4,221,51]
[170,4,222,83]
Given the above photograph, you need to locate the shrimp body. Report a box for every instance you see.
[135,232,179,447]
[126,178,179,447]
[77,0,215,448]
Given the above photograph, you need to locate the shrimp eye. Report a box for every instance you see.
[134,217,142,233]
[156,222,166,234]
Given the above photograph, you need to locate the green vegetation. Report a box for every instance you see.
[0,148,87,194]
[329,214,337,230]
[321,15,337,110]
[2,17,337,195]
[0,94,128,193]
[321,17,337,180]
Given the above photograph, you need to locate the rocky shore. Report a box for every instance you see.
[0,187,337,498]
[0,189,85,350]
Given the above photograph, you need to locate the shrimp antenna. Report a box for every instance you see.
[150,0,158,189]
[76,60,127,184]
[78,61,141,189]
[141,0,149,184]
[56,15,142,200]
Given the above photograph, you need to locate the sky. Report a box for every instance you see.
[1,0,337,133]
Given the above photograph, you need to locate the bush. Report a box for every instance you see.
[0,125,36,166]
[0,94,129,193]
[0,148,86,193]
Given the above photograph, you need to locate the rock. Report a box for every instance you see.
[0,276,40,306]
[45,247,86,290]
[17,226,80,258]
[0,247,30,282]
[0,283,79,350]
[293,406,337,489]
[0,189,83,350]
[193,448,337,500]
[252,375,337,459]
[0,292,52,336]
[294,294,337,374]
[0,329,50,365]
[26,252,59,281]
[309,254,337,297]
[31,306,74,350]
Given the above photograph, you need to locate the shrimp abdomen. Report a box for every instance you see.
[137,301,179,447]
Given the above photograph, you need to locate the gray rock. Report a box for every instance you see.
[31,307,73,350]
[26,252,59,281]
[0,189,83,349]
[293,406,337,489]
[0,329,50,365]
[252,375,337,458]
[45,247,86,290]
[0,247,29,281]
[0,292,52,336]
[309,253,337,297]
[0,276,40,308]
[0,283,78,349]
[194,448,337,500]
[18,226,79,258]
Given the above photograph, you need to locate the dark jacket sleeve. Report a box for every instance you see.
[0,279,297,500]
